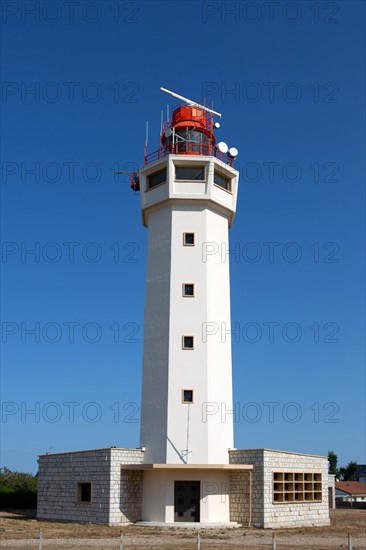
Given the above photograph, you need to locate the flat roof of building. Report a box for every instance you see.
[38,447,327,460]
[121,464,253,470]
[38,447,143,457]
[229,448,328,459]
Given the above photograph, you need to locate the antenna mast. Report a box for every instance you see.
[145,121,149,148]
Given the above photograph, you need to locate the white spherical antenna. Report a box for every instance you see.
[165,127,172,138]
[229,147,238,157]
[214,122,220,129]
[217,141,228,154]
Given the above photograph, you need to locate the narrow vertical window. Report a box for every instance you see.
[77,482,92,503]
[214,171,232,191]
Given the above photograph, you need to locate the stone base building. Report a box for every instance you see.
[37,447,333,528]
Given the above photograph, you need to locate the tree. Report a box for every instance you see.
[339,461,359,481]
[328,451,339,476]
[0,467,37,492]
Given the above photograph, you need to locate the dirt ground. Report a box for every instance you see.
[0,508,365,549]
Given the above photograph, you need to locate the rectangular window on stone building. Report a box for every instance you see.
[273,472,322,503]
[77,482,92,503]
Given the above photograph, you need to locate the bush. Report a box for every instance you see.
[0,467,37,509]
[0,487,37,508]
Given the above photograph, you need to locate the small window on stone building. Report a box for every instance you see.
[77,482,92,503]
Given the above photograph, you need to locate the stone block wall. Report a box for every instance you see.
[229,471,251,524]
[110,448,144,525]
[229,449,264,525]
[230,449,330,528]
[37,447,145,525]
[37,449,112,524]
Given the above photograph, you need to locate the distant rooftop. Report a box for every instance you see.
[336,481,366,495]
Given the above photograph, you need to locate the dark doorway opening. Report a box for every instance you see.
[174,481,200,522]
[328,486,334,508]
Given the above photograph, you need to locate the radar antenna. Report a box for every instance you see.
[160,87,222,118]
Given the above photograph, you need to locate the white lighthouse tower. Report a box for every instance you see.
[36,88,333,529]
[133,88,246,524]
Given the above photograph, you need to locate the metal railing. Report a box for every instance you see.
[144,142,234,167]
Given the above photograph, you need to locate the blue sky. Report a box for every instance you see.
[1,0,365,473]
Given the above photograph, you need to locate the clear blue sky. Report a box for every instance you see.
[1,0,365,473]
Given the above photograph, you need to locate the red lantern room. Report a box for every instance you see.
[160,105,215,157]
[130,87,238,191]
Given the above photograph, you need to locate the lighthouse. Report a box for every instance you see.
[37,88,333,529]
[136,88,243,523]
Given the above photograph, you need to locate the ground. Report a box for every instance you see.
[0,509,365,549]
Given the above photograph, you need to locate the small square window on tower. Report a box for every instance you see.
[182,389,194,403]
[182,336,194,349]
[183,283,194,297]
[183,232,195,246]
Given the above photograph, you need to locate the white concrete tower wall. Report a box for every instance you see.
[139,205,172,463]
[167,205,233,464]
[139,155,239,466]
[205,208,234,461]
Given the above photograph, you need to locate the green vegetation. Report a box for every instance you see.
[328,451,338,475]
[328,451,359,481]
[339,461,359,482]
[0,467,37,508]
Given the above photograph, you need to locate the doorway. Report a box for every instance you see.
[174,481,200,522]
